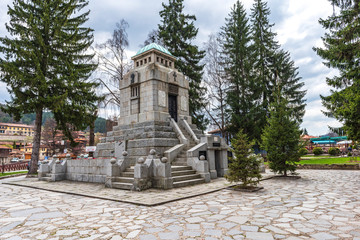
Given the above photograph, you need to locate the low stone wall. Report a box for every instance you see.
[298,164,360,170]
[65,159,110,183]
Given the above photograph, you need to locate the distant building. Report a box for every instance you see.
[0,145,11,164]
[0,123,34,136]
[25,145,48,160]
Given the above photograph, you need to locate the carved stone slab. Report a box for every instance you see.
[158,90,166,107]
[181,96,187,111]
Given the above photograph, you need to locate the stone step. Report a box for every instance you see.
[113,177,134,184]
[171,169,197,176]
[171,166,192,171]
[112,182,133,190]
[45,173,52,177]
[120,172,134,177]
[173,178,205,188]
[174,157,187,162]
[172,174,202,182]
[125,167,134,172]
[171,162,188,166]
[40,177,52,182]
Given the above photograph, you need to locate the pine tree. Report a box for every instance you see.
[220,0,261,142]
[313,0,360,141]
[261,95,301,176]
[158,0,207,130]
[226,129,262,187]
[0,0,101,174]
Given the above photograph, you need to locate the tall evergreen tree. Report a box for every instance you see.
[251,0,306,125]
[262,94,301,176]
[313,0,360,141]
[0,0,101,174]
[268,50,306,122]
[220,1,261,142]
[250,0,278,128]
[158,0,207,130]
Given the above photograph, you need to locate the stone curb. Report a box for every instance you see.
[3,174,276,207]
[0,173,28,180]
[3,182,229,207]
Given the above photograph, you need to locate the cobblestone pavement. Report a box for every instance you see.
[1,170,360,240]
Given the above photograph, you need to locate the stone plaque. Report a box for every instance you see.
[158,90,166,107]
[181,96,187,111]
[168,84,179,95]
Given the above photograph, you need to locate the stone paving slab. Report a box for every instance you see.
[1,170,360,239]
[3,173,275,206]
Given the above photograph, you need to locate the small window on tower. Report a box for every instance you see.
[157,57,160,62]
[144,58,147,64]
[131,85,140,98]
[149,57,151,62]
[136,62,139,67]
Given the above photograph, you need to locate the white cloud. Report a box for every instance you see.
[0,0,344,135]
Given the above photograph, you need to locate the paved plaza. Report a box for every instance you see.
[1,170,360,240]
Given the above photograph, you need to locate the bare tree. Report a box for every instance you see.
[93,19,131,109]
[203,33,229,140]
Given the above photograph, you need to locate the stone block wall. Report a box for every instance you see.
[65,159,110,183]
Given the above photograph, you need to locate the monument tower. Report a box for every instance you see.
[40,43,228,190]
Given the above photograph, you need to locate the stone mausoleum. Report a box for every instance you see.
[39,43,229,190]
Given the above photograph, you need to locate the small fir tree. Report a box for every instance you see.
[262,96,301,176]
[226,129,262,188]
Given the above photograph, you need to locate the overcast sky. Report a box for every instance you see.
[0,0,342,136]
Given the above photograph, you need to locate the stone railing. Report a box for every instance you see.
[106,151,131,188]
[180,118,200,144]
[164,144,185,164]
[169,118,188,145]
[133,149,173,191]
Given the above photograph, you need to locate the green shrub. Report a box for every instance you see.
[299,148,308,156]
[313,147,323,155]
[328,147,340,156]
[347,152,352,156]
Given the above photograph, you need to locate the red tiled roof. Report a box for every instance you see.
[0,122,34,128]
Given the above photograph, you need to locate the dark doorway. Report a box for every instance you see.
[168,95,178,122]
[215,150,221,177]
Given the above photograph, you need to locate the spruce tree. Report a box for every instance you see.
[313,0,360,141]
[0,0,101,174]
[268,50,306,122]
[220,1,261,142]
[251,0,306,126]
[158,0,207,130]
[226,129,262,187]
[262,95,301,176]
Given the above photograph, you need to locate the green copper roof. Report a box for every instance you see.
[134,43,173,57]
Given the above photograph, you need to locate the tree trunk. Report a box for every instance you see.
[28,109,43,175]
[89,121,95,157]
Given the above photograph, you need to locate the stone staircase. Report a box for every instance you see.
[171,124,205,188]
[111,166,135,190]
[108,121,206,190]
[172,166,205,188]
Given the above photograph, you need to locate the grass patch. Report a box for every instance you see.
[298,157,358,165]
[0,171,28,177]
[301,155,338,159]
